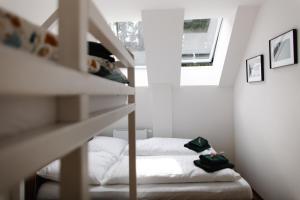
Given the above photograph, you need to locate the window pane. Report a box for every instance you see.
[182,18,222,67]
[112,21,146,66]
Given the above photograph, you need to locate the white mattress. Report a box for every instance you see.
[37,178,252,200]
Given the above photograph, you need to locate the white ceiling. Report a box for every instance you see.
[0,0,265,25]
[93,0,265,22]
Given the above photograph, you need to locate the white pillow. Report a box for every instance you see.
[88,136,127,156]
[123,137,214,156]
[37,151,117,185]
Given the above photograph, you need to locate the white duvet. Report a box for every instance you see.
[102,155,241,185]
[37,151,118,185]
[38,137,240,186]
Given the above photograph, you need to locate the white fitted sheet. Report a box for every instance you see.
[37,178,252,200]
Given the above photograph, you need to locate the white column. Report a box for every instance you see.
[58,0,89,200]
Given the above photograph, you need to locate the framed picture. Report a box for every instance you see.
[269,29,298,68]
[246,55,264,83]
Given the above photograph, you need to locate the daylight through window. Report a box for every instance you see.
[111,21,146,67]
[182,18,222,67]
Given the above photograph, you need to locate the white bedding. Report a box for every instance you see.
[37,137,252,199]
[102,155,240,185]
[37,151,118,185]
[38,137,240,186]
[123,137,215,156]
[88,136,128,156]
[37,178,253,200]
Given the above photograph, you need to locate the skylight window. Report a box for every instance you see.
[111,21,146,67]
[182,18,222,67]
[111,21,148,87]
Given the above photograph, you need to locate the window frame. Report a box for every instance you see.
[181,18,223,67]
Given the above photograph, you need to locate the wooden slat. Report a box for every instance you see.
[61,145,89,200]
[29,4,135,69]
[0,104,135,193]
[0,45,134,96]
[58,0,90,197]
[88,1,135,68]
[41,9,58,29]
[9,181,24,200]
[114,61,130,69]
[128,68,137,200]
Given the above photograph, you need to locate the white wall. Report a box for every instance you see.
[173,86,234,160]
[141,9,184,137]
[101,87,153,135]
[106,86,235,160]
[234,0,300,199]
[0,0,57,25]
[151,84,173,137]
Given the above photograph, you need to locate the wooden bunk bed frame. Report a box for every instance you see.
[0,0,137,200]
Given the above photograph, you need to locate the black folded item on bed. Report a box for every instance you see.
[184,137,211,153]
[199,154,229,166]
[87,42,129,84]
[88,42,115,62]
[194,154,234,173]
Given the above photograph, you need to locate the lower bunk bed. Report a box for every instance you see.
[38,178,251,200]
[35,137,253,200]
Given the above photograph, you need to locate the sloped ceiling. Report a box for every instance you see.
[93,0,263,87]
[93,0,265,22]
[142,9,184,86]
[219,5,260,87]
[0,0,264,87]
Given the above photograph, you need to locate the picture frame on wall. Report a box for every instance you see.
[269,29,298,68]
[246,55,264,83]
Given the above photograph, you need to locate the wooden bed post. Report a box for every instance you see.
[10,181,24,200]
[58,0,89,200]
[128,67,137,200]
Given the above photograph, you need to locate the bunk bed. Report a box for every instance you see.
[36,137,253,200]
[0,1,137,200]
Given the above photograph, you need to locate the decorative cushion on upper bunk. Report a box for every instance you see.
[0,8,59,60]
[0,7,129,84]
